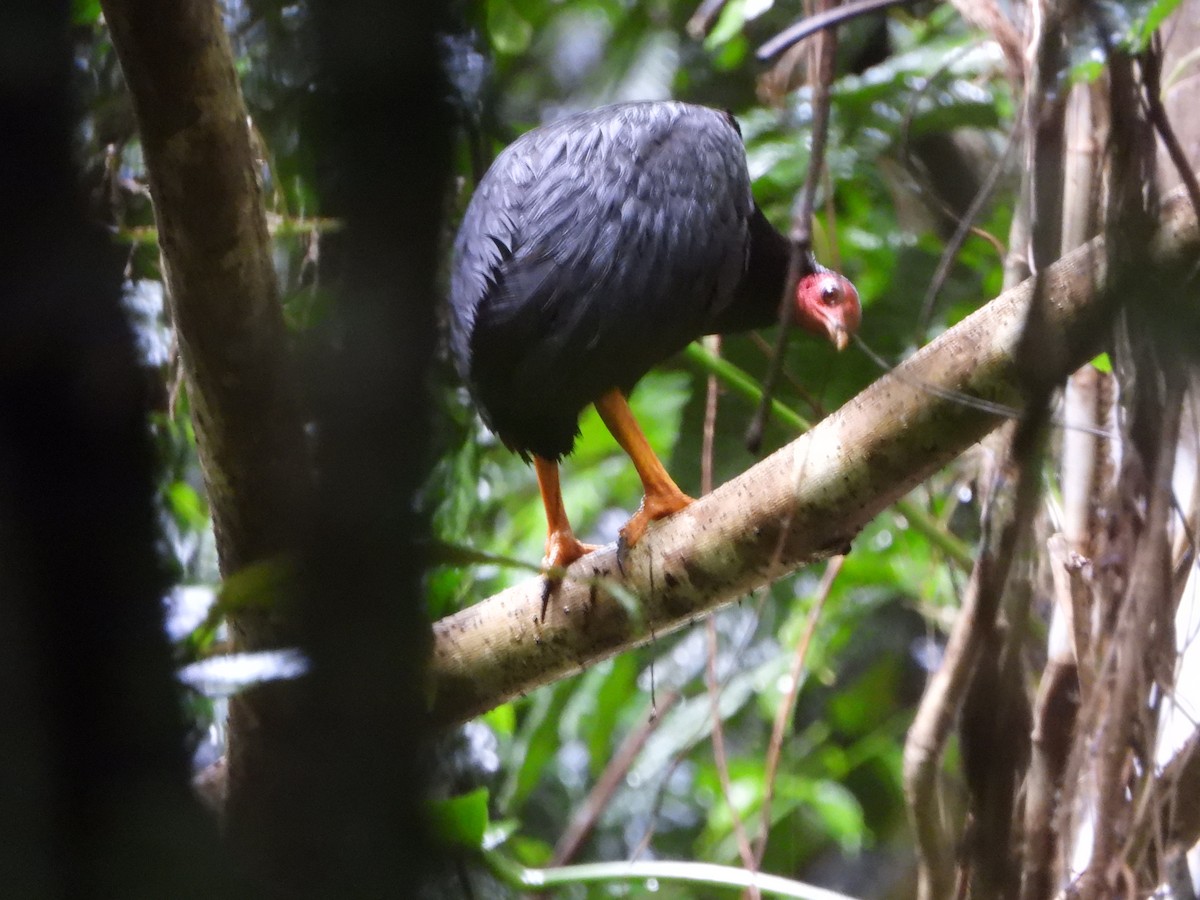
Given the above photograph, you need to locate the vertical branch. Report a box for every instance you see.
[960,559,1033,900]
[1071,41,1173,899]
[746,4,840,453]
[1019,538,1085,900]
[904,461,1038,900]
[1005,0,1070,285]
[1082,375,1181,895]
[1019,76,1109,900]
[753,557,841,871]
[907,0,1094,890]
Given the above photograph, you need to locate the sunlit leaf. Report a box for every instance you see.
[430,787,490,849]
[483,703,517,736]
[1127,0,1182,50]
[72,0,102,25]
[487,0,533,55]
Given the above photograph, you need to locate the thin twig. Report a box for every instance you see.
[853,334,1117,440]
[687,0,731,40]
[749,332,826,419]
[916,123,1022,338]
[757,0,915,60]
[698,334,759,889]
[746,10,838,453]
[702,335,723,496]
[552,690,681,865]
[752,556,842,870]
[707,619,760,897]
[1141,39,1200,223]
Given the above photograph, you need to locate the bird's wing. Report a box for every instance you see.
[452,103,754,397]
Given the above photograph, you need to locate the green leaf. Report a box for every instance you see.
[72,0,102,25]
[483,703,517,736]
[585,655,638,772]
[217,558,291,615]
[501,680,573,810]
[178,558,293,654]
[166,480,208,531]
[430,787,490,849]
[804,780,866,852]
[711,34,749,71]
[705,0,748,50]
[1129,0,1183,50]
[1069,57,1106,85]
[487,0,533,55]
[426,540,544,574]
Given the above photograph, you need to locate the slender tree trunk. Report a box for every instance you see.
[101,0,451,890]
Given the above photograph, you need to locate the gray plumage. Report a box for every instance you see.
[449,101,794,459]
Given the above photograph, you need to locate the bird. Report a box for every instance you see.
[449,100,860,585]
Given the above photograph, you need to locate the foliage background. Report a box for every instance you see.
[70,0,1167,895]
[425,5,1012,895]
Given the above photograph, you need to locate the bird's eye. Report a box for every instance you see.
[820,280,842,306]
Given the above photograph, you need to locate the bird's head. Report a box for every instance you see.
[795,270,861,351]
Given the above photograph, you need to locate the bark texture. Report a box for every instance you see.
[101,0,309,577]
[100,0,310,883]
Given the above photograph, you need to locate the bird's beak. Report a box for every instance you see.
[827,321,850,352]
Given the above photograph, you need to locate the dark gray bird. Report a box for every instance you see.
[449,101,860,575]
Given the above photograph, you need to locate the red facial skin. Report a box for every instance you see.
[794,271,861,351]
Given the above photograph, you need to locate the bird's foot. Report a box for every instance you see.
[617,489,695,560]
[539,530,598,620]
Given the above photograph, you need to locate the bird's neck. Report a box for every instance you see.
[709,206,797,334]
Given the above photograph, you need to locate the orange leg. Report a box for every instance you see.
[594,388,694,549]
[534,455,596,574]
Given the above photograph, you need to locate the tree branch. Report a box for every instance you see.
[430,186,1200,726]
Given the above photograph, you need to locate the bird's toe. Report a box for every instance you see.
[539,531,598,620]
[543,532,597,574]
[618,490,693,555]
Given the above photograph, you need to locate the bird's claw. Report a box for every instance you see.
[539,576,554,622]
[539,531,597,621]
[617,491,693,567]
[615,532,630,575]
